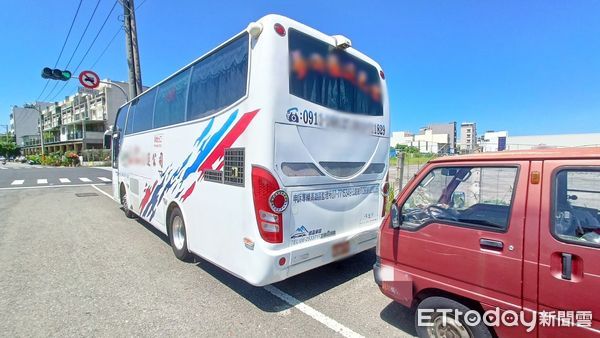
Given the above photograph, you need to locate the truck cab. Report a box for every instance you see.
[375,147,600,338]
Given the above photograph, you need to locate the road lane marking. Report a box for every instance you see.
[263,285,363,338]
[91,184,116,201]
[0,183,110,191]
[37,179,48,184]
[79,177,92,183]
[11,180,24,185]
[0,167,7,170]
[59,178,71,183]
[97,177,111,182]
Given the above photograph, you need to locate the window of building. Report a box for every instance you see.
[129,88,157,134]
[154,68,190,128]
[401,166,518,230]
[553,169,600,247]
[187,33,249,121]
[288,28,383,116]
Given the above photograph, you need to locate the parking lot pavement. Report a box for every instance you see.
[0,166,112,188]
[0,185,416,337]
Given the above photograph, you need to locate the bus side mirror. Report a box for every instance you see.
[103,130,113,149]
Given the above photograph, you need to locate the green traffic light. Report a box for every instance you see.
[62,71,72,80]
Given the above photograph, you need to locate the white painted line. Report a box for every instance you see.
[97,177,111,182]
[0,183,110,191]
[37,179,48,184]
[0,167,7,170]
[263,285,363,338]
[91,184,117,201]
[11,180,24,185]
[59,178,71,183]
[79,177,92,183]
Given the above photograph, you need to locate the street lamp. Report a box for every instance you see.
[23,104,45,156]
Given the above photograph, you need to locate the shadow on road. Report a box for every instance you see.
[195,248,377,313]
[133,215,379,313]
[380,301,418,336]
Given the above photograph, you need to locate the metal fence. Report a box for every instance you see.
[389,152,438,194]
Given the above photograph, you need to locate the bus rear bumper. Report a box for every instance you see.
[254,222,379,286]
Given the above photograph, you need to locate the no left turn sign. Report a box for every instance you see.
[79,70,100,89]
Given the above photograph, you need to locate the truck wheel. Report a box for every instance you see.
[120,185,136,219]
[169,207,192,262]
[415,296,492,338]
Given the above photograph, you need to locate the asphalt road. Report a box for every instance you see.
[0,173,416,337]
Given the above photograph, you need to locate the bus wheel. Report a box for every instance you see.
[169,207,192,262]
[120,185,135,219]
[415,296,492,338]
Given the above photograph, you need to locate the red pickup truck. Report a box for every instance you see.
[375,148,600,338]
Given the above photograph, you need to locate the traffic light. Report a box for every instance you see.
[41,67,72,81]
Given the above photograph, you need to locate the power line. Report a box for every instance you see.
[89,0,149,69]
[50,0,119,102]
[36,0,84,101]
[43,0,103,102]
[90,27,122,69]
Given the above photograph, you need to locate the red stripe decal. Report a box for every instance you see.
[140,181,157,210]
[181,181,196,202]
[196,109,259,174]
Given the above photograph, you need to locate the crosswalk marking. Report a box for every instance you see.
[97,177,111,182]
[59,178,71,183]
[79,177,92,183]
[11,180,24,185]
[37,179,48,184]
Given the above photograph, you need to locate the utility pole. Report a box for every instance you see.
[123,0,143,99]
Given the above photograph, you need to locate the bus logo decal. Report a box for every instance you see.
[286,107,299,123]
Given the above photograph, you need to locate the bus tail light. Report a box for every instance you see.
[252,167,284,243]
[274,23,286,37]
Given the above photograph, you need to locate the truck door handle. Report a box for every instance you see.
[561,253,573,280]
[480,239,504,251]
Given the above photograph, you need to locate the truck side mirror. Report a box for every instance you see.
[390,203,401,229]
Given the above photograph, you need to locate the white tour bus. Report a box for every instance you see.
[108,14,390,286]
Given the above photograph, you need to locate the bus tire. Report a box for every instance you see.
[169,207,192,262]
[120,185,136,219]
[415,296,492,338]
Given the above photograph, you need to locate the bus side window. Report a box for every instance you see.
[154,68,190,128]
[187,33,249,121]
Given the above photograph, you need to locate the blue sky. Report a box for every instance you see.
[1,1,599,135]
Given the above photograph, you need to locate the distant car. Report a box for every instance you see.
[0,156,6,165]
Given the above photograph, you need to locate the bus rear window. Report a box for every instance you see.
[288,28,383,116]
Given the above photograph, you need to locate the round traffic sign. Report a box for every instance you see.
[78,70,100,89]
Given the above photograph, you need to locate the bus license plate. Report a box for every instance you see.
[332,241,350,258]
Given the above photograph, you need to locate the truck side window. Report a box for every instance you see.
[553,169,600,246]
[401,166,518,231]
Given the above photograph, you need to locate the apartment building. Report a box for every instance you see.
[460,122,477,152]
[21,80,129,155]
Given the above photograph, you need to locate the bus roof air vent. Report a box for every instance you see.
[332,35,352,49]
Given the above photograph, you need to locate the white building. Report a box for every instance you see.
[390,131,414,147]
[481,130,508,152]
[506,133,600,151]
[411,128,450,154]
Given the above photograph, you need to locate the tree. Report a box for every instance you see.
[395,144,419,154]
[0,140,18,157]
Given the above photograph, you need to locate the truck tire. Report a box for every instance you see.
[415,296,493,338]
